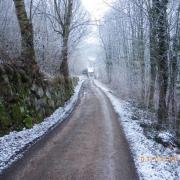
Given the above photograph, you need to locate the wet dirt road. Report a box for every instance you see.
[1,81,139,180]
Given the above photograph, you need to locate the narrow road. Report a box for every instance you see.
[1,80,139,180]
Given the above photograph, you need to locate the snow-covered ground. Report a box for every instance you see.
[95,80,180,180]
[0,78,84,173]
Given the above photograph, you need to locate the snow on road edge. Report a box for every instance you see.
[94,80,179,180]
[0,78,84,173]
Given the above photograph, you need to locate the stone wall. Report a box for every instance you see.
[0,63,77,135]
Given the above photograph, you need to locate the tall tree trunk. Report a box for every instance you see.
[156,0,169,125]
[148,0,158,109]
[60,37,69,78]
[175,5,180,144]
[139,0,145,102]
[13,0,37,69]
[168,30,178,121]
[59,0,72,79]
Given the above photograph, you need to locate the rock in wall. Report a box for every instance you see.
[0,63,76,135]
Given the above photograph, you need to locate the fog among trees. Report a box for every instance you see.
[0,0,88,75]
[97,0,180,144]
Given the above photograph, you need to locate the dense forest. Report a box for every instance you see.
[98,0,180,145]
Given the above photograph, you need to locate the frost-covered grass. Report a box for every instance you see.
[0,78,84,173]
[95,80,180,180]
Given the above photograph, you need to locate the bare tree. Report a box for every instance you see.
[42,0,89,79]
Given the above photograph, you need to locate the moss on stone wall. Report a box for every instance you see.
[0,64,76,136]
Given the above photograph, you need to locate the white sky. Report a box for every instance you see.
[81,0,112,20]
[81,0,113,45]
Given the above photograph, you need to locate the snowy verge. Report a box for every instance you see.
[0,78,84,173]
[94,80,179,180]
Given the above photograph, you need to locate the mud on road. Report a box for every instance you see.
[1,80,139,180]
